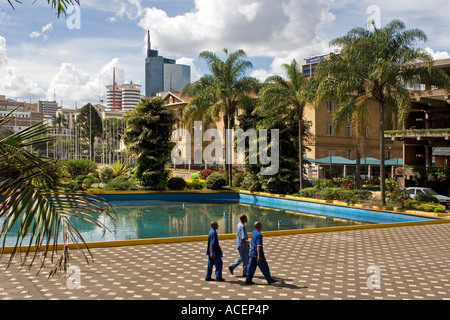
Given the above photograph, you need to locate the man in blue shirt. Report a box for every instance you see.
[205,221,225,281]
[245,221,277,285]
[228,214,250,277]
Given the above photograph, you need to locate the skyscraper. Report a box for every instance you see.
[145,31,191,97]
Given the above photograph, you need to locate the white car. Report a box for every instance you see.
[406,187,450,208]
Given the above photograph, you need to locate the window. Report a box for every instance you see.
[327,121,334,136]
[347,149,353,159]
[326,101,334,112]
[345,123,352,137]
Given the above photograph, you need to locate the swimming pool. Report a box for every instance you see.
[0,192,435,246]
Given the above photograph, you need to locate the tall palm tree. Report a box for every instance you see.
[182,49,260,186]
[315,19,450,205]
[0,110,115,276]
[53,113,67,135]
[7,0,79,17]
[257,60,316,191]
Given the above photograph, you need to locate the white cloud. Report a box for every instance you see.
[0,36,46,100]
[47,58,127,107]
[251,69,274,82]
[138,0,335,76]
[29,23,53,40]
[425,47,450,61]
[107,0,144,23]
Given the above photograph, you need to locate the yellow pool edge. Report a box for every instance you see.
[2,190,449,253]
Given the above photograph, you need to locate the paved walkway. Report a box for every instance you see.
[1,222,450,301]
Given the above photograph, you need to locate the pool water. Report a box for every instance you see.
[0,201,367,247]
[101,201,368,241]
[1,192,433,246]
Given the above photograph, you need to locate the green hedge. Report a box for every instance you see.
[206,172,227,190]
[299,187,372,204]
[404,200,447,213]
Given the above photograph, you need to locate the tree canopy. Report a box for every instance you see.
[315,19,450,204]
[7,0,79,17]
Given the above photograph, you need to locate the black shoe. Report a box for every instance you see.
[268,279,278,285]
[245,281,255,285]
[205,278,214,281]
[228,266,234,275]
[216,278,225,282]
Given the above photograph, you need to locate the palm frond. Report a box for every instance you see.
[0,113,116,276]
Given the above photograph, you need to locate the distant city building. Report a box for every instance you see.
[145,31,191,97]
[39,100,60,120]
[0,95,43,132]
[106,82,142,112]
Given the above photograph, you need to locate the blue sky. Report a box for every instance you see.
[1,0,449,107]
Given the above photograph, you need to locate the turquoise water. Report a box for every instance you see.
[1,192,434,246]
[100,201,368,241]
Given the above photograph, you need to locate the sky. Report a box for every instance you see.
[0,0,450,108]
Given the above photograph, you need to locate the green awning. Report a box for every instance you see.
[359,157,380,165]
[385,158,403,166]
[310,156,356,165]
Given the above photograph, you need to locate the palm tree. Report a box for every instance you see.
[257,60,316,191]
[123,96,176,190]
[7,0,79,17]
[315,19,450,205]
[181,49,260,187]
[0,110,116,276]
[52,113,67,135]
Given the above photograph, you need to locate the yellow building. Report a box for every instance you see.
[300,55,404,179]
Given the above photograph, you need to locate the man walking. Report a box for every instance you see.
[245,221,277,285]
[205,221,225,282]
[228,214,250,277]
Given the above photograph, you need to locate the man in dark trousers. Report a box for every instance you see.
[228,214,250,277]
[205,221,225,281]
[245,221,277,285]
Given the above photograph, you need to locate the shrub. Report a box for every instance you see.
[385,179,399,192]
[387,188,410,207]
[62,159,97,179]
[299,188,319,198]
[404,200,446,213]
[299,187,372,204]
[200,169,214,180]
[206,172,227,190]
[72,175,96,191]
[241,173,262,192]
[415,194,439,203]
[167,176,187,190]
[331,178,355,189]
[99,165,114,183]
[312,179,332,189]
[186,178,205,190]
[232,172,246,187]
[104,177,136,191]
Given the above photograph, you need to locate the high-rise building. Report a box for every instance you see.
[145,31,191,97]
[106,82,142,112]
[39,100,60,120]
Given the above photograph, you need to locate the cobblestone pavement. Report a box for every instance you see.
[1,223,450,300]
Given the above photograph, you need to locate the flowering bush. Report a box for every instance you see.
[387,188,410,207]
[200,169,214,180]
[395,167,403,175]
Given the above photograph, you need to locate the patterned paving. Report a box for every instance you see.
[1,223,450,300]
